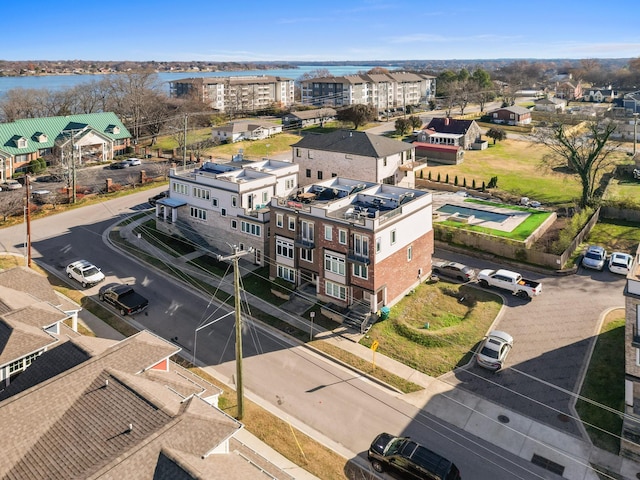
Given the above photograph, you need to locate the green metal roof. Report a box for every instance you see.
[0,112,131,157]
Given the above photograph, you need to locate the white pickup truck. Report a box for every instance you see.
[477,269,542,299]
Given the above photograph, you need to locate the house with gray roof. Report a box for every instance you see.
[291,129,420,188]
[418,117,482,150]
[0,266,82,387]
[623,91,640,114]
[282,108,337,129]
[534,97,566,112]
[213,120,283,144]
[0,112,131,181]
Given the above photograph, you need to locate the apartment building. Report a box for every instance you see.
[291,129,422,189]
[269,177,433,314]
[155,159,298,266]
[299,72,436,111]
[169,76,295,112]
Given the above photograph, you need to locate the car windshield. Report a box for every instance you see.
[586,251,603,260]
[612,261,628,268]
[83,267,99,276]
[384,437,403,456]
[480,346,499,359]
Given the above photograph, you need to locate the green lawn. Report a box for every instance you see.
[575,311,625,453]
[583,218,640,254]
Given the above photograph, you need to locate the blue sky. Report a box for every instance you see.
[4,0,639,62]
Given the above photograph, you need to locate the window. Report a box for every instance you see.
[262,191,268,203]
[285,178,295,189]
[212,198,219,207]
[276,239,294,258]
[306,168,311,178]
[301,220,314,242]
[325,280,346,300]
[288,216,296,231]
[339,229,347,245]
[300,248,313,262]
[391,229,396,245]
[407,245,413,261]
[231,220,237,229]
[172,182,188,195]
[317,171,323,180]
[324,225,332,240]
[231,196,238,207]
[353,264,368,279]
[376,237,381,253]
[221,208,226,217]
[276,213,283,228]
[353,233,369,258]
[331,172,337,178]
[383,157,387,167]
[241,221,261,236]
[277,265,295,283]
[190,206,207,221]
[324,253,345,276]
[308,151,314,159]
[193,186,211,200]
[296,148,302,157]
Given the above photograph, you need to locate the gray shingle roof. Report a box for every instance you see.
[291,129,412,157]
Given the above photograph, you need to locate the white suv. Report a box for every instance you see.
[66,260,105,288]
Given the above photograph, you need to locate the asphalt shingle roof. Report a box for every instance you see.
[426,118,476,135]
[291,129,412,157]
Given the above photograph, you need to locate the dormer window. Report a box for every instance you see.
[105,125,120,134]
[36,133,48,143]
[16,137,27,148]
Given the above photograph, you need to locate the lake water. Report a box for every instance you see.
[0,65,395,97]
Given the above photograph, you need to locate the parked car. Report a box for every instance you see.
[110,161,130,169]
[2,179,22,190]
[608,252,633,275]
[148,190,169,206]
[66,259,106,288]
[476,330,513,371]
[368,432,461,480]
[98,284,149,315]
[124,157,142,166]
[432,261,476,282]
[582,245,607,271]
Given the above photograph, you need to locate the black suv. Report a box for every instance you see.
[148,190,169,206]
[368,433,461,480]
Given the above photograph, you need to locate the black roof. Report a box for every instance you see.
[426,118,476,135]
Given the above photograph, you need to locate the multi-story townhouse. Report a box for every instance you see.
[169,76,295,112]
[155,159,298,266]
[291,129,423,189]
[269,177,433,315]
[299,72,436,111]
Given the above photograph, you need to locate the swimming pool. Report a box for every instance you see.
[436,203,511,223]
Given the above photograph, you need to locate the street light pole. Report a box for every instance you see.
[183,114,188,168]
[310,311,315,341]
[633,112,639,158]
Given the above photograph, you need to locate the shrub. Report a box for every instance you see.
[472,179,476,189]
[445,173,449,184]
[437,172,441,182]
[428,171,432,180]
[454,175,458,186]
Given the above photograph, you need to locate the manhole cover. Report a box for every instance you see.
[498,415,510,424]
[557,413,570,423]
[635,473,640,479]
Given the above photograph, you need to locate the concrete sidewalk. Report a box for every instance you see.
[111,214,638,480]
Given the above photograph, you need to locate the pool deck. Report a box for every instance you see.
[431,192,531,232]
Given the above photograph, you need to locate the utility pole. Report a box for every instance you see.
[25,174,32,267]
[634,112,639,158]
[70,131,77,204]
[217,245,252,420]
[183,113,188,168]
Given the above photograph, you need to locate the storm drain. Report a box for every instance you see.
[531,454,565,476]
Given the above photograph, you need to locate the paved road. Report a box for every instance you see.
[434,248,625,438]
[0,191,562,479]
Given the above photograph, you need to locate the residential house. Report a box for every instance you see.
[555,81,583,101]
[621,245,640,461]
[417,118,483,150]
[282,108,337,129]
[155,159,299,266]
[0,266,82,387]
[269,177,433,325]
[169,76,295,112]
[488,106,532,126]
[623,91,640,114]
[299,72,436,111]
[413,142,464,165]
[291,129,419,189]
[0,112,131,181]
[213,120,283,144]
[534,97,566,112]
[0,328,293,479]
[583,87,617,103]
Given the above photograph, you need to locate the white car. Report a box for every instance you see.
[608,252,633,276]
[2,179,22,190]
[66,260,105,288]
[476,330,513,371]
[124,157,142,166]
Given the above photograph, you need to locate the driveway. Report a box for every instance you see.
[436,248,625,438]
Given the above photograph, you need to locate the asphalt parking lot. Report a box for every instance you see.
[436,248,626,438]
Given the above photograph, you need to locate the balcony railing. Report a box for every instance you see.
[295,235,315,249]
[347,249,370,265]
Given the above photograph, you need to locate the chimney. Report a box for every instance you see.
[444,118,450,126]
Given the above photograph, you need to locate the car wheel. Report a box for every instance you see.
[99,295,104,301]
[457,275,464,281]
[68,272,73,279]
[516,290,528,299]
[81,281,88,288]
[370,460,384,473]
[479,279,488,287]
[120,308,126,316]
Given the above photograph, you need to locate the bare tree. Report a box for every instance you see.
[0,190,24,222]
[538,122,618,207]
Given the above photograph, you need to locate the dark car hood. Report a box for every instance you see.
[370,432,395,455]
